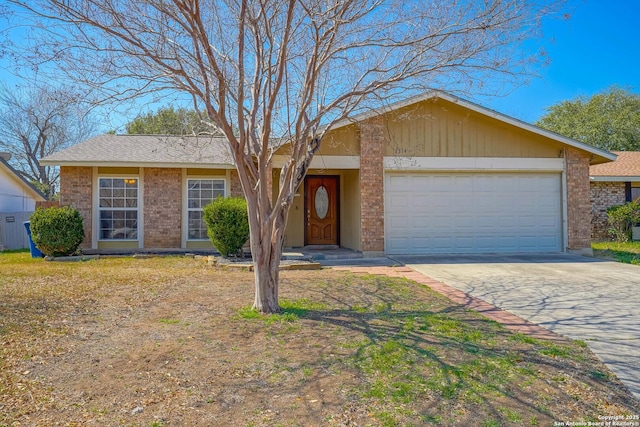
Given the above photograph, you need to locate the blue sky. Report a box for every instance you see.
[478,0,640,123]
[0,0,637,128]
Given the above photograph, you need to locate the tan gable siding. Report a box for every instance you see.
[383,98,562,158]
[271,124,359,157]
[315,124,360,156]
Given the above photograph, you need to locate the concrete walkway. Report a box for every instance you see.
[330,254,640,400]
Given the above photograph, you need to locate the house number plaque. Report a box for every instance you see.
[315,185,329,219]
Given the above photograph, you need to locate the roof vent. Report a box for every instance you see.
[0,152,11,161]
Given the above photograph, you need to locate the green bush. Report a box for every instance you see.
[203,197,250,257]
[30,206,85,257]
[607,202,640,243]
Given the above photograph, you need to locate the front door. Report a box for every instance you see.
[305,176,339,246]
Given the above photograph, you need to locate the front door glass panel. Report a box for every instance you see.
[315,185,329,219]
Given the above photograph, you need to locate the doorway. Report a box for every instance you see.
[304,175,339,246]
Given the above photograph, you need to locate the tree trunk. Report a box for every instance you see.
[249,200,288,314]
[252,243,281,313]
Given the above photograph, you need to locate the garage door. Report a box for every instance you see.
[385,172,563,254]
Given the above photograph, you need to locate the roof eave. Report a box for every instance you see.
[40,160,236,169]
[590,176,640,182]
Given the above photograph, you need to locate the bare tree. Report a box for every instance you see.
[6,0,562,312]
[0,83,97,197]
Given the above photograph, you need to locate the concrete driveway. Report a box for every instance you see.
[392,254,640,399]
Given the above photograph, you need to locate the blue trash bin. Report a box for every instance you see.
[23,221,44,258]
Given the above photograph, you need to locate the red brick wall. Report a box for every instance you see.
[229,170,243,197]
[143,168,182,248]
[35,201,60,209]
[590,181,626,240]
[565,147,592,250]
[359,116,385,254]
[59,166,93,249]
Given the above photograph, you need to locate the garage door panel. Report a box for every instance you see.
[385,172,563,254]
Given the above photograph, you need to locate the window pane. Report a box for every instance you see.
[188,210,207,239]
[186,179,225,240]
[98,177,138,240]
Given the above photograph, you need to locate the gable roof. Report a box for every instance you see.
[0,154,47,202]
[330,90,616,165]
[590,151,640,181]
[40,134,235,168]
[42,91,617,169]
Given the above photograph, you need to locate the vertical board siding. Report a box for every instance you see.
[0,212,32,250]
[384,99,561,158]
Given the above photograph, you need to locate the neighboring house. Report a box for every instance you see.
[41,91,614,255]
[0,152,47,250]
[589,151,640,240]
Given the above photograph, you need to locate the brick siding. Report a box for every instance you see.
[58,166,93,249]
[143,168,182,248]
[35,201,60,209]
[359,116,385,254]
[565,147,592,250]
[590,181,625,240]
[229,170,244,197]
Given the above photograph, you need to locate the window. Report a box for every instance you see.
[99,178,138,240]
[632,186,640,202]
[187,179,225,239]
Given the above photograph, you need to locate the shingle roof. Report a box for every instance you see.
[41,134,235,167]
[590,151,640,178]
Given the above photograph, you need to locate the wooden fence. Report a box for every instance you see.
[0,212,33,250]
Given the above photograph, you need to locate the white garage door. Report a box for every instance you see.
[385,172,563,254]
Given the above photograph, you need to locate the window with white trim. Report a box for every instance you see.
[187,178,225,240]
[98,177,139,240]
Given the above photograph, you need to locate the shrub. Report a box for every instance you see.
[203,197,250,257]
[607,202,640,243]
[30,206,85,257]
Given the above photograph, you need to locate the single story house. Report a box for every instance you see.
[0,152,47,250]
[590,151,640,240]
[41,91,615,255]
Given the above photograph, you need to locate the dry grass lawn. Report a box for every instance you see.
[1,252,638,426]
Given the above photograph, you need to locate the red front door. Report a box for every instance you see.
[305,176,339,245]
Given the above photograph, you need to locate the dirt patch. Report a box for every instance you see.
[1,254,638,426]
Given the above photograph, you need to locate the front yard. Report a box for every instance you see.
[1,252,638,426]
[592,241,640,265]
